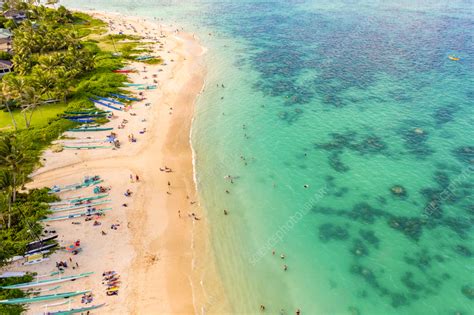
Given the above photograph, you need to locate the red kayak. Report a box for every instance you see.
[113,69,137,73]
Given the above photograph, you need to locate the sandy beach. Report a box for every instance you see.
[2,11,228,314]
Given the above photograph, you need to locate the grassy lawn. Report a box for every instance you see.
[0,102,68,131]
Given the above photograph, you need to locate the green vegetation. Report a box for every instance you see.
[0,2,152,311]
[0,274,34,314]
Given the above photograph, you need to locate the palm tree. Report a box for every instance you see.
[0,170,15,228]
[0,84,19,131]
[0,136,30,229]
[21,86,41,128]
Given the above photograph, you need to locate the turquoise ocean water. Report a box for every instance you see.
[64,1,473,314]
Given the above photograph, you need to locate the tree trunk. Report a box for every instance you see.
[12,173,16,203]
[5,103,18,131]
[7,193,12,229]
[23,111,29,128]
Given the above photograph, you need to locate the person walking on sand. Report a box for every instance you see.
[130,174,134,183]
[168,181,171,190]
[135,175,140,182]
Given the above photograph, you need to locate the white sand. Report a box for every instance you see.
[2,12,229,314]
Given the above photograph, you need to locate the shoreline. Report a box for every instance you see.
[3,10,229,314]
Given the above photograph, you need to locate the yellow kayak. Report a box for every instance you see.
[448,55,460,61]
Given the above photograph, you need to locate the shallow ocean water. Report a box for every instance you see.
[64,1,473,314]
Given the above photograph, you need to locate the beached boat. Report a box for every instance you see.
[68,194,108,204]
[64,109,108,115]
[23,252,50,266]
[0,272,93,290]
[110,93,140,101]
[0,290,90,304]
[27,235,58,249]
[135,55,153,61]
[48,176,103,194]
[46,303,105,315]
[136,85,157,90]
[90,98,122,111]
[25,243,57,256]
[58,139,106,145]
[63,145,113,150]
[68,126,114,132]
[63,113,108,119]
[47,194,108,206]
[124,83,145,87]
[50,199,111,213]
[95,96,124,106]
[66,118,95,123]
[40,208,112,222]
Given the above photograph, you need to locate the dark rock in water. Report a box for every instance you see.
[351,239,369,257]
[348,306,360,315]
[316,132,356,151]
[461,285,474,300]
[453,146,474,165]
[443,217,471,239]
[350,264,396,299]
[377,196,387,204]
[359,229,380,248]
[315,132,387,155]
[466,204,474,216]
[333,187,349,197]
[388,216,425,241]
[441,273,451,280]
[351,202,387,224]
[401,127,433,157]
[390,292,409,308]
[390,185,407,197]
[404,249,433,271]
[352,135,387,154]
[319,223,350,242]
[312,203,388,225]
[433,106,457,125]
[454,245,472,257]
[401,272,423,291]
[433,171,450,188]
[329,152,350,172]
[351,264,377,284]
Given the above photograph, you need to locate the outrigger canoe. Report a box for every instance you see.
[0,272,94,289]
[63,145,113,150]
[89,98,122,111]
[110,93,140,101]
[95,96,124,106]
[46,303,105,315]
[49,177,103,194]
[48,194,109,206]
[68,127,114,132]
[136,85,157,90]
[0,290,90,304]
[41,208,112,222]
[50,199,111,213]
